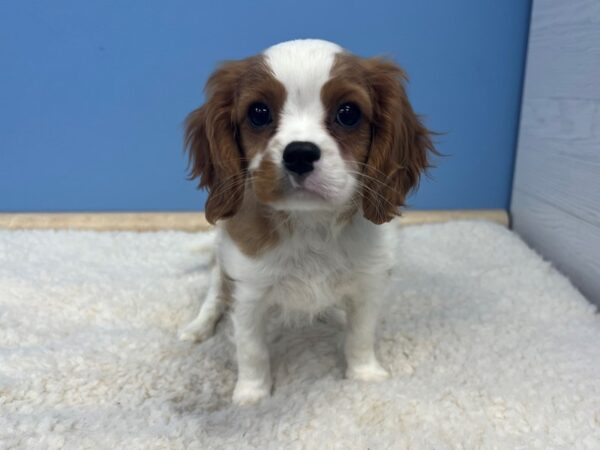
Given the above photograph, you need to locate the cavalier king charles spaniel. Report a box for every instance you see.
[180,39,435,405]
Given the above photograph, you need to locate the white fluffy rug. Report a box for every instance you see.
[1,221,599,449]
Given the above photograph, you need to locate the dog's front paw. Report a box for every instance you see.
[346,361,390,382]
[232,380,271,406]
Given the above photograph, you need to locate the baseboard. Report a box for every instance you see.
[0,210,508,231]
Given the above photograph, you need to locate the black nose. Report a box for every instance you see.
[282,141,321,175]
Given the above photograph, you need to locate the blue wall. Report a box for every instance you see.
[0,0,531,212]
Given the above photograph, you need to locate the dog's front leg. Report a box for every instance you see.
[344,276,390,382]
[231,284,271,405]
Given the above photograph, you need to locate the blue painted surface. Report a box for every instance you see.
[0,0,531,212]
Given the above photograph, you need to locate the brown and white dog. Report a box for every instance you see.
[180,39,435,405]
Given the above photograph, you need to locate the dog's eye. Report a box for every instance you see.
[248,102,272,128]
[335,103,361,128]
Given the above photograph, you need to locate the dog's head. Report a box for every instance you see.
[186,39,435,225]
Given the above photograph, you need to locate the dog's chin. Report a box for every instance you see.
[270,189,334,212]
[269,185,356,213]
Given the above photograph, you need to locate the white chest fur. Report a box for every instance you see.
[218,214,396,314]
[181,210,394,405]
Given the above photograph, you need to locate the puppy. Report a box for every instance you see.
[180,39,435,405]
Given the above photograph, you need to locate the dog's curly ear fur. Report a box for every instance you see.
[361,58,436,225]
[185,60,251,224]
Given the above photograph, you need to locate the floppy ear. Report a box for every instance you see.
[185,60,249,224]
[360,58,436,225]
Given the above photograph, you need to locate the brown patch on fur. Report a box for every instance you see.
[185,55,286,224]
[252,156,286,204]
[225,186,289,257]
[322,63,373,165]
[235,68,286,166]
[326,53,437,225]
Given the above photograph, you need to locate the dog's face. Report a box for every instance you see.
[186,39,434,224]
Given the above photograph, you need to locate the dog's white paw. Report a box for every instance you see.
[232,380,271,406]
[178,321,214,343]
[346,362,390,382]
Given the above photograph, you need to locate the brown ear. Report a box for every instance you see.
[185,60,250,224]
[361,58,436,224]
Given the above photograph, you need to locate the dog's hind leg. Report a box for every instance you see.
[179,265,229,343]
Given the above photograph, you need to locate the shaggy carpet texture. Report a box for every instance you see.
[1,221,599,449]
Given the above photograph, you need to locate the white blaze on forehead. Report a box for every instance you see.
[263,39,343,151]
[265,39,343,95]
[264,39,342,116]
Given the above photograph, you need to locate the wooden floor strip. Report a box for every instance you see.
[0,210,508,231]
